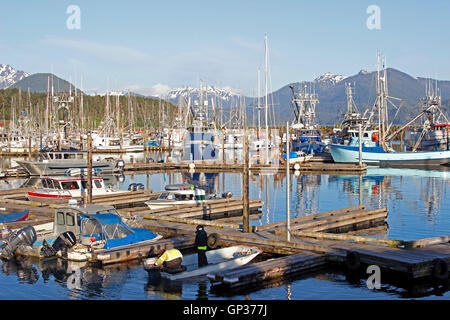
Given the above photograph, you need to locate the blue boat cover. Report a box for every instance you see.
[84,213,159,249]
[0,210,29,223]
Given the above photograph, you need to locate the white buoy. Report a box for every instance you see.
[189,163,195,170]
[294,163,300,170]
[294,170,300,176]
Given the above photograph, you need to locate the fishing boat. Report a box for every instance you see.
[26,175,127,204]
[144,184,208,210]
[329,53,450,168]
[280,151,313,164]
[328,130,450,167]
[8,204,161,262]
[288,84,326,155]
[16,148,123,176]
[143,245,262,280]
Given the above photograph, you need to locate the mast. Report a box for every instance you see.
[264,33,269,164]
[257,68,261,137]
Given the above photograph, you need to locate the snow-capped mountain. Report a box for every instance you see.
[314,72,347,85]
[153,85,244,102]
[0,64,29,89]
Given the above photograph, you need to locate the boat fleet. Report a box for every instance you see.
[0,50,449,285]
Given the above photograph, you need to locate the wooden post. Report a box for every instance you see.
[286,121,291,242]
[28,135,32,159]
[87,133,93,204]
[242,128,250,233]
[358,124,362,167]
[222,132,225,164]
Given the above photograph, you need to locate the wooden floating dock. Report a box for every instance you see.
[208,252,327,290]
[124,161,367,173]
[2,184,450,290]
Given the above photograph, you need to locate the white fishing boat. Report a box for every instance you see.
[16,148,122,176]
[143,245,262,280]
[27,176,127,204]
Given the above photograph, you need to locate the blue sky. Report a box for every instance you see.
[1,0,449,96]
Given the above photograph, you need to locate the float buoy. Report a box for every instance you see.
[345,251,361,271]
[432,258,449,280]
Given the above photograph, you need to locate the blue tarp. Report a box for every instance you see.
[0,210,29,223]
[84,213,159,249]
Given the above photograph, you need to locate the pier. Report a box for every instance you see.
[0,169,449,292]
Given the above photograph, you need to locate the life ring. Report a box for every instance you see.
[345,251,361,271]
[372,132,379,142]
[432,258,449,280]
[207,233,219,249]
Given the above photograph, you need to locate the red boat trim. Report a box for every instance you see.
[27,192,72,198]
[16,212,29,221]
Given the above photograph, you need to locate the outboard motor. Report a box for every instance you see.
[1,226,37,260]
[128,183,137,191]
[41,231,77,258]
[116,159,125,172]
[135,183,145,191]
[222,191,233,199]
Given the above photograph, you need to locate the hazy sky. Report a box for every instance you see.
[1,0,449,96]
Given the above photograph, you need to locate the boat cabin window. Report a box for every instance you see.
[44,179,60,189]
[66,212,75,226]
[82,219,103,236]
[158,192,174,200]
[174,193,192,201]
[80,181,102,189]
[57,212,65,225]
[94,180,102,188]
[104,224,133,240]
[61,181,79,190]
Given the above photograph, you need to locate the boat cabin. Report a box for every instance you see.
[348,129,379,147]
[52,204,118,237]
[41,176,106,191]
[39,148,86,160]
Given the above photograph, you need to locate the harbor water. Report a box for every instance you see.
[0,155,449,300]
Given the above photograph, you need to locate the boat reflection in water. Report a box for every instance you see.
[329,166,449,220]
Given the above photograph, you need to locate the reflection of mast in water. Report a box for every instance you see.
[421,177,444,218]
[294,174,320,218]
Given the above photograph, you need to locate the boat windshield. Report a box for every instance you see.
[103,224,133,240]
[158,192,175,200]
[42,179,61,189]
[61,181,79,190]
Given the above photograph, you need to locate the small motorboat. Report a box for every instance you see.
[9,204,162,263]
[27,175,127,205]
[144,184,209,210]
[143,245,262,281]
[280,151,313,164]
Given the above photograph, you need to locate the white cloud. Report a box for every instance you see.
[43,35,152,64]
[122,83,171,97]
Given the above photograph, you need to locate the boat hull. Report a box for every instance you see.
[329,144,450,167]
[16,159,118,176]
[144,245,262,280]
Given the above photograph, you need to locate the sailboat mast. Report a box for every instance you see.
[264,33,269,164]
[257,68,261,137]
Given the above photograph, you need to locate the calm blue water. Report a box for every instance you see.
[0,164,449,300]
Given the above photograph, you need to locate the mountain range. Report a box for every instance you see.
[0,64,29,89]
[1,64,449,125]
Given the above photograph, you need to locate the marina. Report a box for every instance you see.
[1,1,450,306]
